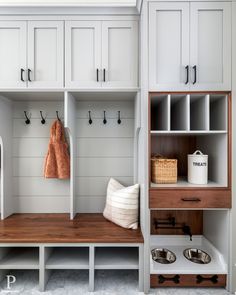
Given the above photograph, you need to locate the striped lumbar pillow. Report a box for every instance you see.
[103,178,139,229]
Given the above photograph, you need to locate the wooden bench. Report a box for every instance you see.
[0,214,144,292]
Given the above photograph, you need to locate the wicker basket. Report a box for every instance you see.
[151,156,177,184]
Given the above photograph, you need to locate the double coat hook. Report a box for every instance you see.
[103,111,107,125]
[88,111,92,125]
[40,111,46,125]
[117,111,121,124]
[24,111,30,125]
[56,111,61,121]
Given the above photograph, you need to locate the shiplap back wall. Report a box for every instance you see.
[13,100,70,213]
[12,99,134,213]
[75,100,134,213]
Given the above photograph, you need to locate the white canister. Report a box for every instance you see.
[188,150,208,185]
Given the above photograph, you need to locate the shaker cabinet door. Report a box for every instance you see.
[27,21,64,88]
[65,21,102,88]
[101,21,138,88]
[0,21,27,88]
[190,2,231,91]
[149,2,190,91]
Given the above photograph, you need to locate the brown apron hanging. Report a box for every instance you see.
[44,120,70,179]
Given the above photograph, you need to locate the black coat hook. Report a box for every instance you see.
[56,111,61,121]
[88,111,92,125]
[24,111,30,125]
[118,111,121,124]
[40,111,46,125]
[103,111,107,124]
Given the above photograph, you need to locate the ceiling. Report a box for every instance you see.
[0,0,137,6]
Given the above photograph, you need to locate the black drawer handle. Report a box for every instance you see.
[193,65,197,84]
[181,197,201,202]
[20,68,25,82]
[185,65,189,84]
[96,69,99,82]
[158,275,180,284]
[28,69,32,82]
[196,275,218,284]
[103,68,106,82]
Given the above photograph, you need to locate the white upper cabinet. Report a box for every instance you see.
[65,20,138,88]
[65,21,101,88]
[0,21,27,88]
[27,21,64,88]
[102,21,138,88]
[190,2,231,90]
[149,2,190,91]
[149,2,231,91]
[0,20,64,89]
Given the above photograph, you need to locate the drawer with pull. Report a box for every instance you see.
[149,189,231,209]
[150,274,227,287]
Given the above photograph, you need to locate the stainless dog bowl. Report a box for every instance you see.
[151,248,176,264]
[183,248,211,264]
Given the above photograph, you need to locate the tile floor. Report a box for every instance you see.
[0,270,231,295]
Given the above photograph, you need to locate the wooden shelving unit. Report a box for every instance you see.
[149,92,231,193]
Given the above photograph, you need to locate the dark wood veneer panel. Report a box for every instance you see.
[150,274,226,287]
[149,189,231,208]
[150,210,203,235]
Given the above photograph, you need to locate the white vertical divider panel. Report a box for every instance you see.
[64,92,76,219]
[205,94,210,131]
[89,246,95,292]
[41,247,53,291]
[0,96,13,219]
[140,0,150,293]
[134,92,141,183]
[186,94,190,131]
[167,94,171,131]
[231,2,236,293]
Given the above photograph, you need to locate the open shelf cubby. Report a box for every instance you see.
[45,247,89,269]
[0,247,39,269]
[150,134,228,188]
[150,93,228,133]
[95,247,139,270]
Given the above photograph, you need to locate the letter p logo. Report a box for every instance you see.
[6,275,16,290]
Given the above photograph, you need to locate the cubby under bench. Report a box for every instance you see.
[0,213,144,292]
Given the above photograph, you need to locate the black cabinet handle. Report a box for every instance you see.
[181,197,201,202]
[96,69,99,82]
[20,68,25,82]
[185,65,189,84]
[103,69,106,82]
[158,275,180,284]
[196,275,218,284]
[193,65,197,84]
[28,69,32,82]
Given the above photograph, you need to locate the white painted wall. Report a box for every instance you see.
[75,99,135,213]
[12,100,70,213]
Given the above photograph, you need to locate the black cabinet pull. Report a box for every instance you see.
[28,69,32,82]
[96,69,99,82]
[158,275,180,284]
[103,69,106,82]
[185,65,189,84]
[181,197,201,202]
[193,65,197,84]
[196,275,218,284]
[20,68,25,82]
